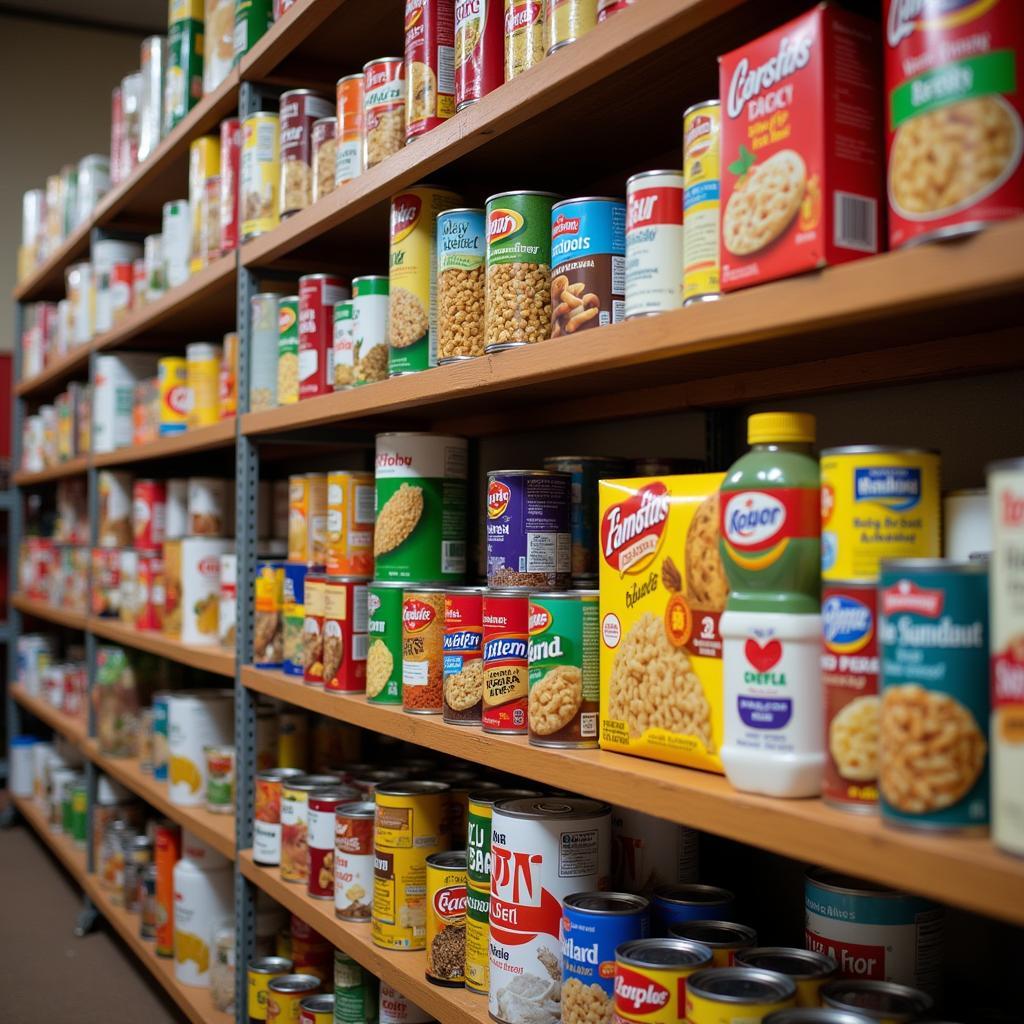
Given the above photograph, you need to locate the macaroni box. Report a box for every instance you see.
[599,474,726,774]
[718,4,883,291]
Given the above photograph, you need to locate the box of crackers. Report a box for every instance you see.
[718,3,883,292]
[599,474,727,774]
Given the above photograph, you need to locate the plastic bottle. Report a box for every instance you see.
[718,412,823,797]
[173,832,233,987]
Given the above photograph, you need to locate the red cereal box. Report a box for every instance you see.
[884,0,1024,249]
[718,4,883,291]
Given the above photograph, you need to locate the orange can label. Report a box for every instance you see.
[288,475,310,561]
[326,471,374,575]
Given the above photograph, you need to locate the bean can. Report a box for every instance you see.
[241,112,280,241]
[367,581,405,704]
[545,0,595,55]
[685,967,797,1024]
[505,0,545,79]
[323,576,369,693]
[352,275,390,385]
[482,589,530,733]
[683,101,721,305]
[437,207,486,363]
[249,956,294,1023]
[614,937,714,1024]
[363,58,406,170]
[335,801,375,922]
[389,187,463,375]
[402,587,445,714]
[822,581,880,813]
[158,357,189,435]
[651,884,736,935]
[425,851,467,986]
[277,296,300,405]
[735,947,837,1009]
[332,301,356,389]
[405,0,455,142]
[878,559,989,832]
[308,788,358,899]
[455,0,503,109]
[484,190,559,351]
[280,90,334,218]
[254,768,305,866]
[670,921,757,967]
[335,74,364,186]
[299,274,350,399]
[443,587,485,724]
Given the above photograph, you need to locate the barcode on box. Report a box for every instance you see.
[834,192,878,253]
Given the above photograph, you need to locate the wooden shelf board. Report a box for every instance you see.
[82,738,235,861]
[240,851,482,1024]
[11,593,87,631]
[10,684,87,748]
[13,455,89,486]
[15,795,231,1024]
[242,667,1024,928]
[87,617,236,677]
[16,343,93,399]
[92,419,236,469]
[242,219,1024,438]
[12,219,92,303]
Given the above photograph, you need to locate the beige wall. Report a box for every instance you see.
[0,12,145,352]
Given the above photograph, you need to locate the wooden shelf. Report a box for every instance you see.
[240,851,481,1024]
[243,666,1024,928]
[12,219,92,303]
[13,455,89,486]
[11,593,87,630]
[16,343,92,399]
[82,738,235,861]
[88,617,236,677]
[92,419,236,469]
[15,795,232,1024]
[10,684,87,747]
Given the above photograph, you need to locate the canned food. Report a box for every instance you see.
[326,471,374,576]
[234,0,273,62]
[562,892,649,1019]
[335,800,375,921]
[405,0,455,142]
[280,90,334,217]
[764,1012,876,1024]
[736,948,838,1008]
[380,981,431,1023]
[352,275,389,385]
[251,292,281,412]
[311,117,337,203]
[483,589,530,733]
[372,781,449,950]
[334,949,378,1022]
[219,330,238,418]
[611,806,699,894]
[820,980,933,1023]
[822,581,880,812]
[267,974,322,1024]
[133,479,166,549]
[614,937,714,1023]
[465,883,490,996]
[219,117,241,254]
[334,74,363,186]
[425,850,467,986]
[154,820,182,956]
[484,190,560,351]
[443,587,485,724]
[301,573,326,684]
[943,489,991,562]
[322,576,368,693]
[189,136,220,272]
[254,562,284,666]
[545,0,594,53]
[437,207,486,362]
[683,101,722,305]
[299,993,333,1024]
[670,920,757,967]
[281,775,342,884]
[363,58,406,169]
[402,587,446,713]
[186,341,221,428]
[204,744,234,814]
[308,788,358,899]
[188,476,227,536]
[651,884,736,935]
[270,296,299,405]
[332,301,355,388]
[282,565,309,676]
[254,768,305,866]
[686,967,798,1024]
[821,448,941,581]
[598,0,633,18]
[455,0,503,108]
[241,111,280,241]
[166,17,201,133]
[505,0,545,80]
[299,274,349,399]
[879,559,989,831]
[289,475,311,562]
[367,581,405,704]
[308,473,328,564]
[249,954,294,1023]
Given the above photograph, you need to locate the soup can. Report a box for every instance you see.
[307,788,359,899]
[253,767,305,866]
[363,57,406,170]
[405,0,455,142]
[299,274,349,399]
[443,586,485,724]
[335,801,375,922]
[505,0,545,80]
[267,975,322,1024]
[402,587,445,714]
[302,573,326,685]
[281,775,341,883]
[248,956,293,1023]
[326,470,374,576]
[323,576,369,693]
[299,993,334,1024]
[482,589,530,733]
[280,89,334,217]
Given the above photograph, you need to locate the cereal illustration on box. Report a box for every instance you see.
[599,473,728,773]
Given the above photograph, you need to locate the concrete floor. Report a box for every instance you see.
[0,821,184,1023]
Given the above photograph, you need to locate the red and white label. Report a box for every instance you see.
[600,482,670,574]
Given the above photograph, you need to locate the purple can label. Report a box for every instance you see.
[485,471,571,588]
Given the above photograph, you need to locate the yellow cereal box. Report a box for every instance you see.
[599,474,727,773]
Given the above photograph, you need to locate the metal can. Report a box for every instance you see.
[308,788,358,899]
[363,57,406,170]
[251,292,281,412]
[380,981,431,1023]
[821,980,933,1023]
[299,274,350,399]
[280,89,334,217]
[282,564,309,676]
[402,587,446,713]
[309,474,329,563]
[290,916,333,982]
[323,576,369,693]
[683,101,722,305]
[545,0,595,55]
[311,116,337,203]
[281,775,342,884]
[335,74,364,186]
[764,1011,875,1024]
[163,199,191,288]
[302,573,326,685]
[335,800,375,922]
[625,169,684,317]
[988,458,1024,856]
[249,954,294,1023]
[326,471,374,576]
[351,274,390,385]
[334,949,378,1022]
[140,862,159,939]
[437,207,486,363]
[686,967,797,1024]
[219,117,241,253]
[611,806,699,894]
[137,550,164,631]
[443,587,485,724]
[241,111,280,241]
[488,797,611,1022]
[879,559,989,831]
[822,581,880,813]
[133,479,166,549]
[550,197,625,337]
[204,744,235,814]
[943,488,991,562]
[289,475,311,561]
[562,892,649,1018]
[465,884,490,996]
[267,975,322,1024]
[220,330,238,418]
[804,869,943,995]
[482,589,530,733]
[405,0,455,142]
[188,476,228,536]
[484,190,560,351]
[735,948,838,1008]
[505,0,545,79]
[277,296,300,405]
[186,341,221,428]
[254,768,305,866]
[154,820,182,957]
[372,781,450,950]
[486,470,571,588]
[166,16,202,133]
[189,136,220,272]
[234,0,273,62]
[367,581,405,704]
[466,788,540,895]
[614,937,714,1023]
[374,432,468,581]
[455,0,503,108]
[670,921,757,967]
[651,884,736,935]
[821,448,941,581]
[425,850,467,986]
[528,590,599,747]
[299,993,333,1024]
[332,300,355,388]
[389,187,462,375]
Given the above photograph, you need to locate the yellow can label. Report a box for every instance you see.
[425,857,467,984]
[326,471,375,576]
[820,449,940,581]
[241,112,280,241]
[546,0,596,52]
[683,102,721,303]
[247,967,286,1022]
[266,988,304,1024]
[169,0,203,25]
[288,475,310,562]
[189,135,221,271]
[686,987,794,1024]
[186,351,220,428]
[614,960,705,1022]
[158,357,189,434]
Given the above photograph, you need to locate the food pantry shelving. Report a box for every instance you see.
[8,2,1024,1023]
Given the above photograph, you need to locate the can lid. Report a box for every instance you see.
[552,196,624,210]
[268,973,322,993]
[617,938,713,969]
[687,967,798,1003]
[489,468,570,478]
[530,589,599,599]
[362,56,404,71]
[820,981,934,1019]
[468,787,541,807]
[375,780,450,797]
[427,850,467,869]
[280,88,331,100]
[654,883,735,906]
[735,947,837,980]
[285,774,345,791]
[300,994,335,1011]
[669,920,758,948]
[494,796,610,820]
[879,557,987,574]
[987,456,1024,473]
[684,98,721,118]
[564,891,649,915]
[819,445,938,456]
[336,72,363,84]
[312,116,337,127]
[248,955,294,974]
[485,190,563,203]
[308,787,360,804]
[438,207,486,216]
[336,800,376,817]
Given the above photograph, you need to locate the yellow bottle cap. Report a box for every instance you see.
[747,412,816,445]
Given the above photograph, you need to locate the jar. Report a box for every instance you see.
[172,834,234,987]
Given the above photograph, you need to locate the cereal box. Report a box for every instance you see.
[599,474,727,773]
[718,4,883,292]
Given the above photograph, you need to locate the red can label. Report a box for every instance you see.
[219,117,241,253]
[444,589,484,723]
[136,551,164,631]
[455,0,504,108]
[323,577,369,693]
[405,0,455,141]
[132,479,166,549]
[482,592,529,733]
[598,0,634,20]
[822,582,880,809]
[335,808,374,920]
[298,274,347,399]
[308,793,345,899]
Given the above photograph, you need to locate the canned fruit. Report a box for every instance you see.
[683,102,721,304]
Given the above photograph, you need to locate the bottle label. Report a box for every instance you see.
[720,487,819,570]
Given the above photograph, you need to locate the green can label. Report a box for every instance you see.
[367,582,404,704]
[352,275,389,386]
[233,0,272,63]
[466,798,493,890]
[278,297,298,356]
[374,432,468,582]
[165,20,203,133]
[334,949,378,1022]
[465,884,490,995]
[527,593,599,747]
[333,300,355,388]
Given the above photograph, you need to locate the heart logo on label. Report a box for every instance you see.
[745,637,782,672]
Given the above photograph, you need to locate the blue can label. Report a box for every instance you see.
[879,565,989,829]
[437,209,485,271]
